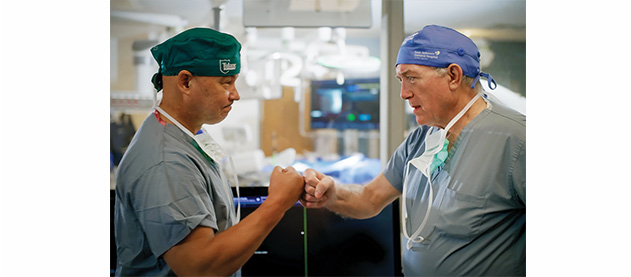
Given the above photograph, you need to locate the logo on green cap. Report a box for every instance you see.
[219,59,237,74]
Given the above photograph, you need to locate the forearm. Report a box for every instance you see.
[203,201,287,274]
[169,200,288,276]
[167,166,305,276]
[320,174,400,220]
[327,183,384,219]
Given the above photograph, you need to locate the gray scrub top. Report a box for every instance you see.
[384,99,526,276]
[114,114,237,276]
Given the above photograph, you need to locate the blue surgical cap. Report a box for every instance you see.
[396,25,496,89]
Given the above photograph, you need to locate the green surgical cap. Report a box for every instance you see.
[150,27,242,91]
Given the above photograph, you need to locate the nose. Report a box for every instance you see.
[400,81,413,100]
[229,86,240,101]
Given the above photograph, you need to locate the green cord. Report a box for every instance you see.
[303,206,308,277]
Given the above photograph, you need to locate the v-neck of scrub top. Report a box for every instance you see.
[444,105,493,169]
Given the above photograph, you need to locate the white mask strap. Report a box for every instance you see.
[402,160,434,249]
[154,106,196,138]
[444,93,481,133]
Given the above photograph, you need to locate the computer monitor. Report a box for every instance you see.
[310,78,380,130]
[235,186,401,276]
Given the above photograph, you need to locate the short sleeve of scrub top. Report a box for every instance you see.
[133,157,220,258]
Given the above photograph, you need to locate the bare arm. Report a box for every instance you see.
[300,169,400,219]
[163,166,304,276]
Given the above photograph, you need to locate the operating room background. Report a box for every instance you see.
[110,0,526,180]
[109,0,525,275]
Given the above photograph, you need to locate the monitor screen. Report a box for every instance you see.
[234,186,401,276]
[310,78,380,130]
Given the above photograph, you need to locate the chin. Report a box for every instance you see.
[212,115,229,124]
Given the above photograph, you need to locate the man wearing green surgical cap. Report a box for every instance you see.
[114,27,305,276]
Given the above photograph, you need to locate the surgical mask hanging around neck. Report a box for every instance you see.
[413,93,481,179]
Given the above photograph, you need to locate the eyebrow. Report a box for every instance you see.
[394,69,411,80]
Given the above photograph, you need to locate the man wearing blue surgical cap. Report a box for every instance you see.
[301,25,525,276]
[114,28,305,276]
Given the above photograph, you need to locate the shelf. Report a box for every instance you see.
[110,93,155,110]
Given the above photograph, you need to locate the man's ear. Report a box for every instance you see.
[177,70,194,95]
[446,64,463,90]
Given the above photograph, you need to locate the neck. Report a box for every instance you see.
[445,96,486,146]
[156,105,201,135]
